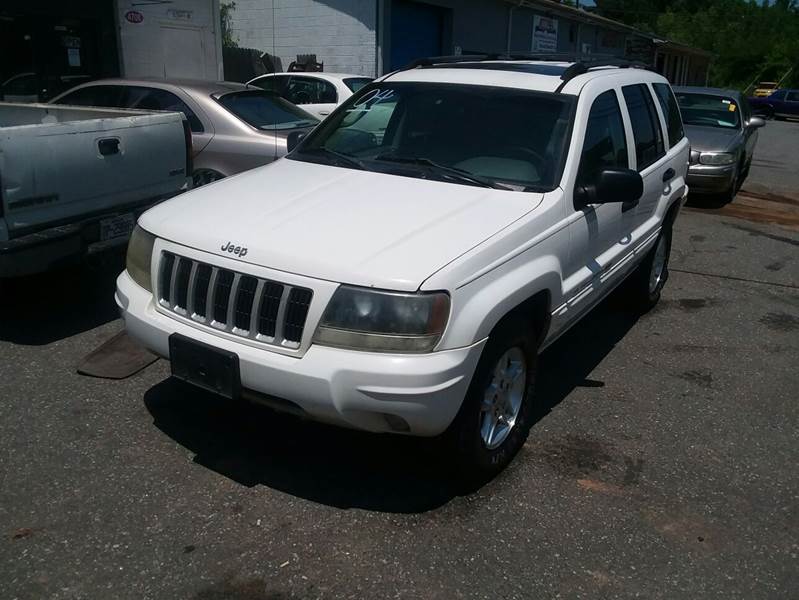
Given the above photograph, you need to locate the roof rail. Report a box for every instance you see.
[394,53,651,91]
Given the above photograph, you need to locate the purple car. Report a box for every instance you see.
[749,89,799,120]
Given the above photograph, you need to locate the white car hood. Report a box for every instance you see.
[140,158,542,291]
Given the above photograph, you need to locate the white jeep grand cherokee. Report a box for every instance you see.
[117,56,689,478]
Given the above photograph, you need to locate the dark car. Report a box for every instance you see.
[674,86,765,199]
[748,89,799,120]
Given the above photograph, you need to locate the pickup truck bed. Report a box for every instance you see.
[0,102,190,276]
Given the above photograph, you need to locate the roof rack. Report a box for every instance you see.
[398,53,650,91]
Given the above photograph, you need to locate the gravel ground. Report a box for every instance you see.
[2,120,799,599]
[1,207,797,600]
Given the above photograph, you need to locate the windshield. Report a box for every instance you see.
[217,90,319,130]
[290,82,576,191]
[343,77,374,93]
[675,93,741,129]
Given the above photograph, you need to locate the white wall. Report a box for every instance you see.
[229,0,376,76]
[116,0,223,80]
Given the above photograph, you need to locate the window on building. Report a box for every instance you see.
[125,87,204,132]
[622,84,666,170]
[577,90,628,187]
[652,82,684,147]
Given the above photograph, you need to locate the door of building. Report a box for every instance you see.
[390,0,447,70]
[161,25,206,79]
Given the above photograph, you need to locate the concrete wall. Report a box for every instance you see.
[227,0,630,78]
[228,0,377,76]
[116,0,223,80]
[508,8,626,57]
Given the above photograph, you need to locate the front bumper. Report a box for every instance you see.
[686,164,736,193]
[116,270,485,437]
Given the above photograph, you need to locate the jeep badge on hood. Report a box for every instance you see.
[221,242,248,257]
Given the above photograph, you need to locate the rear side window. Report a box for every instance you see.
[343,77,374,93]
[250,76,287,94]
[652,83,684,148]
[284,76,337,104]
[217,91,319,130]
[787,91,799,102]
[54,85,126,108]
[770,90,786,100]
[577,90,628,186]
[623,84,666,171]
[125,87,204,133]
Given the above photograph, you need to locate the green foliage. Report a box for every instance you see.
[220,1,238,49]
[594,0,799,90]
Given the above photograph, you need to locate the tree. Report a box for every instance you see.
[220,1,238,49]
[595,0,799,89]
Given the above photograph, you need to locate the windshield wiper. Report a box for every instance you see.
[373,154,511,190]
[302,147,366,170]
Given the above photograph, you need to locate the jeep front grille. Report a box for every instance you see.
[157,251,313,348]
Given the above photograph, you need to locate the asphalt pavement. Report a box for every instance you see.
[1,131,798,599]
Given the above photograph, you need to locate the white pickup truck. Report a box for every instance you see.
[117,57,689,479]
[0,102,191,277]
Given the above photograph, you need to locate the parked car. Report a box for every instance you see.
[246,72,374,119]
[674,86,764,199]
[748,89,799,120]
[752,81,779,97]
[51,79,319,187]
[0,102,190,277]
[0,72,92,103]
[117,57,688,479]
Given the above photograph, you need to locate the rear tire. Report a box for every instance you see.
[621,221,673,313]
[447,318,539,484]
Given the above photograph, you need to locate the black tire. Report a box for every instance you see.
[446,317,539,483]
[719,165,741,203]
[621,220,673,313]
[192,169,225,188]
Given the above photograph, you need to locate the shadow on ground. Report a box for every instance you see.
[0,253,124,345]
[144,294,642,513]
[685,191,731,210]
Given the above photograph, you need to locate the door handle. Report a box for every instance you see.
[662,168,676,182]
[318,111,330,116]
[98,138,120,156]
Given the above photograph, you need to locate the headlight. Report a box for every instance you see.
[699,152,736,166]
[126,225,156,292]
[313,286,450,353]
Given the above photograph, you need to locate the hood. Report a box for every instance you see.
[684,124,742,153]
[140,158,542,291]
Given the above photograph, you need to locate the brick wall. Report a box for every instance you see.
[228,0,376,76]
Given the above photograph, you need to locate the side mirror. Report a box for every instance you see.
[747,116,766,129]
[575,168,644,209]
[286,131,307,153]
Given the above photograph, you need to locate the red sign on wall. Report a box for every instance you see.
[125,11,144,24]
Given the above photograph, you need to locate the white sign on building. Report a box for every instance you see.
[532,15,558,53]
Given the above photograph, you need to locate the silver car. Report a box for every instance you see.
[674,86,765,199]
[51,78,319,187]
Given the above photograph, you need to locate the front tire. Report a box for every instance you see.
[192,169,225,188]
[448,318,538,482]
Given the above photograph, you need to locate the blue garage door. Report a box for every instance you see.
[390,0,445,70]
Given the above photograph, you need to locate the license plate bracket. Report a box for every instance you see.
[99,213,135,242]
[169,334,241,399]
